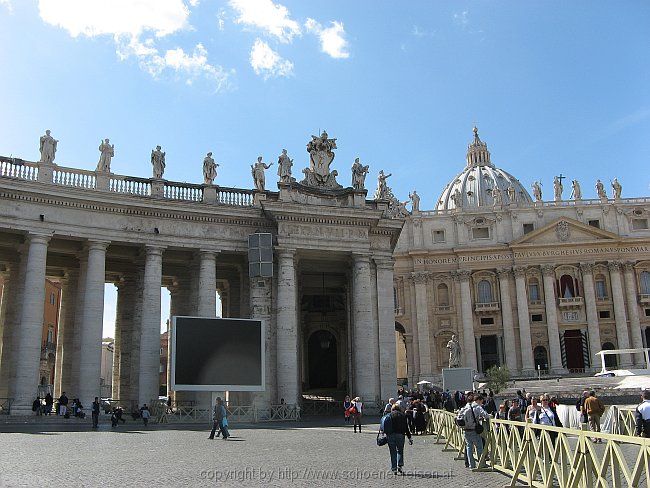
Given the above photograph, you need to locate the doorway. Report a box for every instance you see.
[564,329,585,372]
[479,335,499,372]
[307,330,338,389]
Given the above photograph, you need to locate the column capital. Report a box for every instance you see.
[25,232,52,245]
[410,271,429,284]
[579,262,595,274]
[84,240,110,252]
[145,244,166,256]
[455,269,472,282]
[540,264,555,276]
[373,256,395,269]
[497,268,512,279]
[277,248,296,260]
[623,261,636,273]
[607,261,622,272]
[198,249,219,258]
[512,266,528,278]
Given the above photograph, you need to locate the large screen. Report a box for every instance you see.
[171,317,264,391]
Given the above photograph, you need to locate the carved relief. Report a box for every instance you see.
[556,220,570,242]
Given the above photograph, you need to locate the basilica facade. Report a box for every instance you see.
[393,129,650,383]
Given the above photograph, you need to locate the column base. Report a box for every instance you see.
[8,404,34,416]
[551,367,569,375]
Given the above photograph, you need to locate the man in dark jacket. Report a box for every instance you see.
[635,390,650,437]
[92,397,100,428]
[381,404,413,474]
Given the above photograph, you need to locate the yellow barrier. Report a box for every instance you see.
[427,409,650,487]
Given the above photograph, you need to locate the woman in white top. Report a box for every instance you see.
[352,397,363,433]
[533,395,563,442]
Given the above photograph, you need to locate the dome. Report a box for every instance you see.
[435,127,533,211]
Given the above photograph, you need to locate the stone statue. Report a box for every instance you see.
[351,157,369,190]
[301,130,342,189]
[570,179,582,200]
[553,176,563,201]
[409,190,420,212]
[39,130,58,164]
[612,178,622,200]
[492,187,503,208]
[151,145,166,179]
[507,185,516,203]
[375,170,392,200]
[277,149,293,183]
[97,138,114,172]
[446,335,461,368]
[450,187,463,208]
[251,156,273,192]
[202,152,218,185]
[596,179,607,201]
[531,181,543,202]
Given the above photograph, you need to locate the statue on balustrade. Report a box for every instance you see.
[151,145,166,179]
[611,178,622,200]
[409,190,420,212]
[595,179,607,201]
[251,156,273,192]
[97,138,114,172]
[277,149,293,183]
[531,181,543,202]
[351,157,369,190]
[375,170,392,200]
[301,130,342,189]
[203,152,218,185]
[39,130,58,164]
[447,335,461,368]
[553,176,563,201]
[570,179,582,200]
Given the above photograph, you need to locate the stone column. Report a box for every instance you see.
[609,261,632,365]
[623,262,644,365]
[11,234,50,414]
[129,268,144,407]
[250,276,274,406]
[0,259,24,399]
[580,263,602,371]
[497,268,518,372]
[375,258,398,401]
[115,275,137,404]
[167,277,192,400]
[407,278,420,378]
[412,271,432,379]
[513,267,535,372]
[352,253,378,401]
[276,249,299,405]
[78,240,109,408]
[541,265,565,373]
[111,278,127,399]
[138,246,164,406]
[458,271,478,371]
[197,250,218,317]
[68,256,87,397]
[54,269,79,397]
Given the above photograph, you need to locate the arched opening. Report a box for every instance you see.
[641,271,650,295]
[395,323,408,385]
[559,274,576,298]
[307,330,338,389]
[477,280,493,303]
[534,346,548,371]
[602,342,618,369]
[437,283,450,306]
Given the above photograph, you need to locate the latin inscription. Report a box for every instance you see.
[279,223,368,240]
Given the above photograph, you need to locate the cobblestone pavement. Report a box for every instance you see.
[0,418,514,487]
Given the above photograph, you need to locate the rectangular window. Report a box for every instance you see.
[433,230,446,243]
[599,310,611,319]
[531,314,543,322]
[588,219,600,229]
[472,227,490,239]
[632,218,649,230]
[529,283,540,302]
[160,348,163,355]
[595,280,607,300]
[646,309,650,317]
[523,223,534,234]
[49,292,56,305]
[480,317,494,325]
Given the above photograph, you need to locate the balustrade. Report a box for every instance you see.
[164,182,203,201]
[0,158,38,180]
[53,167,96,189]
[217,187,254,206]
[109,176,151,196]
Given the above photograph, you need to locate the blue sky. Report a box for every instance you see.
[1,0,648,336]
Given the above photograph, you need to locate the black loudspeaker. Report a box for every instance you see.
[248,233,273,278]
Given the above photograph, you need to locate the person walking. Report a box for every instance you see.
[91,397,100,429]
[457,394,489,469]
[343,395,352,424]
[58,392,69,417]
[635,390,650,437]
[351,397,363,433]
[209,398,223,439]
[383,398,396,415]
[140,404,151,427]
[584,390,605,442]
[210,397,229,440]
[381,404,413,475]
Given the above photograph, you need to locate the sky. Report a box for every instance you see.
[1,1,649,337]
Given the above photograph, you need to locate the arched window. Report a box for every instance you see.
[559,274,576,298]
[641,271,650,295]
[528,278,540,302]
[437,283,450,306]
[595,274,608,300]
[477,280,493,303]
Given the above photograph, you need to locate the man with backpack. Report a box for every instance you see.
[634,390,650,437]
[456,394,489,469]
[380,404,413,475]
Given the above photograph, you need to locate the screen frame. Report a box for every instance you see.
[170,316,265,392]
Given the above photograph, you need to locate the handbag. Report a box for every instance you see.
[376,431,388,446]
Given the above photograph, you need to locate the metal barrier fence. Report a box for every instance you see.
[426,408,650,487]
[151,401,300,424]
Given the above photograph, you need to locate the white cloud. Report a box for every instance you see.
[189,0,200,6]
[454,10,469,27]
[229,0,300,43]
[217,8,226,31]
[249,38,293,79]
[38,0,190,38]
[0,0,12,13]
[305,18,349,59]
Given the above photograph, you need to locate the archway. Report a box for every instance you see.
[307,330,338,389]
[534,346,548,371]
[395,322,408,385]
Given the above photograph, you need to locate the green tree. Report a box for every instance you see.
[485,365,511,394]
